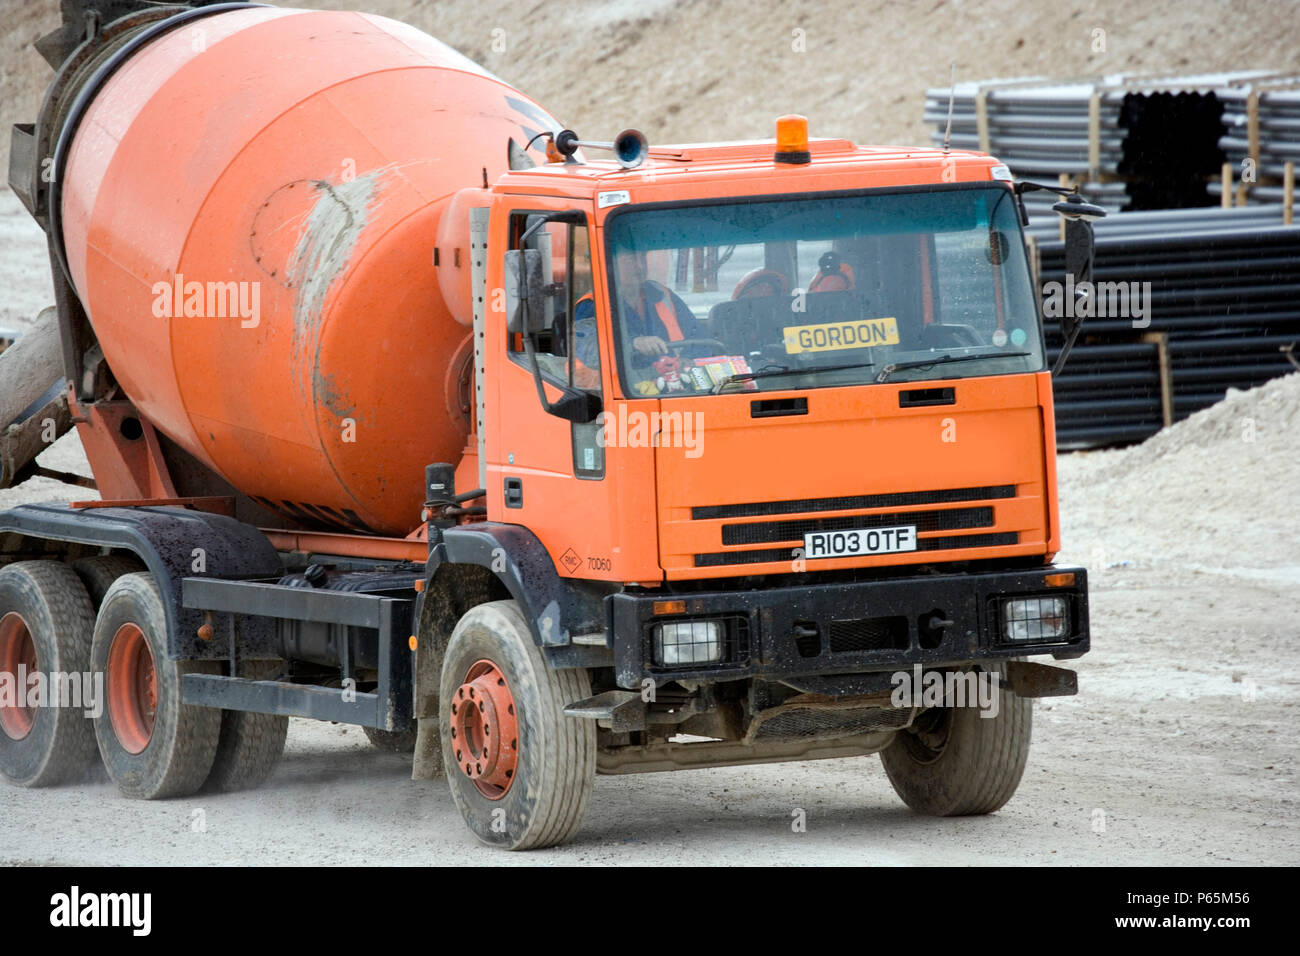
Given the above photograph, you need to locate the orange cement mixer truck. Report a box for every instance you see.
[1,0,1099,849]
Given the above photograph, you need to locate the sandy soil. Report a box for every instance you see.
[0,560,1293,865]
[0,0,1297,861]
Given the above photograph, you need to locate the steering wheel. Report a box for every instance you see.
[669,337,727,353]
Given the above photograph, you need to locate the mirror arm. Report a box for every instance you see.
[1052,312,1086,376]
[1052,217,1096,376]
[520,327,555,410]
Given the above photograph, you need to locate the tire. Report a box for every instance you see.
[0,561,100,787]
[363,725,417,753]
[71,554,144,608]
[204,710,288,792]
[439,600,594,850]
[90,572,221,799]
[203,660,288,793]
[880,664,1031,816]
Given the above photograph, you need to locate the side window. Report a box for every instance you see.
[507,212,604,479]
[507,214,599,392]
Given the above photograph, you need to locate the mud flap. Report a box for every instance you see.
[412,717,444,780]
[1004,660,1078,697]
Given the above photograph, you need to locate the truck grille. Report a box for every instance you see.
[720,506,993,546]
[694,532,1019,568]
[687,485,1022,570]
[692,484,1014,520]
[828,616,909,653]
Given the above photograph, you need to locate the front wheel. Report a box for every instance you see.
[880,665,1031,816]
[439,600,594,850]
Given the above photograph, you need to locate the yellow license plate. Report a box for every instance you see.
[783,317,900,354]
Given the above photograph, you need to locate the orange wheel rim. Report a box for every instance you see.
[0,612,39,740]
[106,623,157,754]
[448,659,519,800]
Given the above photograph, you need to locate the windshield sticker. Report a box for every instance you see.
[784,317,900,354]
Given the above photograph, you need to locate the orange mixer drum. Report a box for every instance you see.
[59,6,562,535]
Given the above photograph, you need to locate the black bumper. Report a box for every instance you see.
[611,565,1088,690]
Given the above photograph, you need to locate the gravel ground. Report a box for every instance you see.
[1,181,1296,864]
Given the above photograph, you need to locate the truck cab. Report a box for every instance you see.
[472,124,1085,678]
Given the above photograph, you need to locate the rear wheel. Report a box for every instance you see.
[880,664,1031,815]
[71,554,144,609]
[91,572,221,799]
[205,708,288,792]
[0,561,99,786]
[439,600,594,850]
[203,658,288,793]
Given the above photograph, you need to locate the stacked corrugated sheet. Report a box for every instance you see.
[924,72,1288,212]
[1031,207,1300,447]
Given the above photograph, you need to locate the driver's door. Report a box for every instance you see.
[490,203,636,584]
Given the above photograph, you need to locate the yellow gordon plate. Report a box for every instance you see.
[783,317,899,354]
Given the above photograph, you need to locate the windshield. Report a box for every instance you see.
[602,184,1043,397]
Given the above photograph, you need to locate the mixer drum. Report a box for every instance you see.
[59,6,561,534]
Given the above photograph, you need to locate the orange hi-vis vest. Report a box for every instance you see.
[644,281,683,340]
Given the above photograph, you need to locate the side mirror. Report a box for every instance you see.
[1050,194,1106,375]
[504,248,546,334]
[545,387,603,424]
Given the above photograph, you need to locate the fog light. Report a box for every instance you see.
[654,620,723,666]
[1002,597,1069,642]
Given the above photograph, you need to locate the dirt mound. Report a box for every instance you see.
[1057,372,1300,573]
[4,0,1300,172]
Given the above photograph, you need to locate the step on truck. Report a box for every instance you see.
[0,0,1100,849]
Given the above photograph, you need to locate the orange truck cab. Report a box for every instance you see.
[0,2,1094,851]
[475,124,1087,675]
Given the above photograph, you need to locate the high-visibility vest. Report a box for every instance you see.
[644,281,683,340]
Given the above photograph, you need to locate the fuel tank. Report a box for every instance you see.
[59,6,561,534]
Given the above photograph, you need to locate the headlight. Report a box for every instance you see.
[1002,596,1069,642]
[654,620,724,666]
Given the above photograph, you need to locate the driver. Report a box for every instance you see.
[615,250,704,363]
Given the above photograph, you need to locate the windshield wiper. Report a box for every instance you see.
[874,351,1030,383]
[712,362,876,394]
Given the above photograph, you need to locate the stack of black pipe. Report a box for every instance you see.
[1220,87,1300,201]
[1116,91,1227,209]
[1034,208,1300,447]
[922,74,1288,211]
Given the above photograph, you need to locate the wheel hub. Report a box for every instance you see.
[449,659,518,799]
[106,622,157,754]
[0,612,38,740]
[899,706,953,764]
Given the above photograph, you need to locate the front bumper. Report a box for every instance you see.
[611,565,1088,689]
